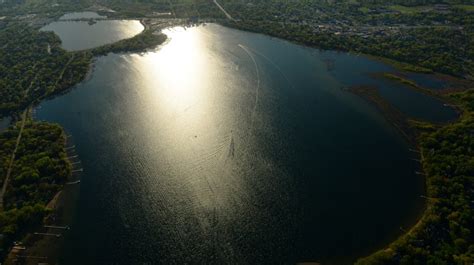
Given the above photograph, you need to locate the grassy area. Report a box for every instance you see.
[358,6,370,13]
[389,5,430,14]
[454,4,474,12]
[382,73,424,91]
[367,56,433,75]
[349,85,417,144]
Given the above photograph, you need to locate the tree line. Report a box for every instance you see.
[0,121,71,261]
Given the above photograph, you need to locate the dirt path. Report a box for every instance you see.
[213,0,235,21]
[48,54,75,94]
[0,62,42,211]
[0,108,28,211]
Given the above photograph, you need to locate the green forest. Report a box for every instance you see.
[220,0,474,78]
[0,23,91,115]
[0,21,167,117]
[91,26,167,56]
[0,121,70,261]
[0,19,167,263]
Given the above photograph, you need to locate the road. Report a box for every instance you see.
[0,63,42,211]
[213,0,235,21]
[0,108,28,211]
[48,54,75,94]
[0,57,66,211]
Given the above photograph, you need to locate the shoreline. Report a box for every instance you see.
[2,132,81,265]
[344,68,471,263]
[371,72,466,117]
[2,17,472,265]
[218,19,473,82]
[3,186,80,265]
[346,76,471,263]
[32,24,439,264]
[355,89,473,264]
[0,17,175,265]
[345,84,427,263]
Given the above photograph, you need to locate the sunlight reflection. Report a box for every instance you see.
[147,27,209,112]
[120,26,250,215]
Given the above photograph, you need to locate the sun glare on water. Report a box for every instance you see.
[143,27,210,112]
[121,26,241,212]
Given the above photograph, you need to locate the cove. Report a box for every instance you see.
[40,19,144,51]
[36,24,441,264]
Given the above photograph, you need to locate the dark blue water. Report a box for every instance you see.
[36,24,445,264]
[0,117,11,132]
[325,55,456,123]
[405,72,448,90]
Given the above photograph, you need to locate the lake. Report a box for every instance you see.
[0,117,10,132]
[40,20,143,51]
[36,24,453,264]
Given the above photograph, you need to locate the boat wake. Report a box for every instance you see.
[239,44,295,90]
[238,44,260,128]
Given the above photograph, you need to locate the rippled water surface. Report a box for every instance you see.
[36,24,444,264]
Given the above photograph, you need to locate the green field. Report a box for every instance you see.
[389,5,430,14]
[454,4,474,11]
[358,6,370,13]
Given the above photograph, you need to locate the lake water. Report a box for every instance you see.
[40,20,143,51]
[405,72,448,90]
[0,117,10,132]
[36,24,452,264]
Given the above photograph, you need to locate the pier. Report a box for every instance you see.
[34,232,61,238]
[44,225,70,230]
[66,180,81,185]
